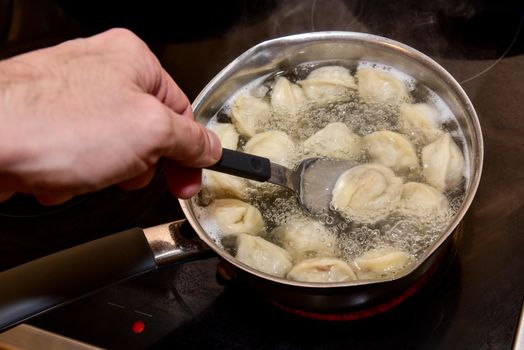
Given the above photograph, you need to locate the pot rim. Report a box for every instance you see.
[180,31,484,289]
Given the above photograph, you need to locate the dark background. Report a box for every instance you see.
[0,0,523,349]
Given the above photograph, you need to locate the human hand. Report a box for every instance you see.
[0,28,221,204]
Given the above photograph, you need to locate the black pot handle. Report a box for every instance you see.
[0,219,209,331]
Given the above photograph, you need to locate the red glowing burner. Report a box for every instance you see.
[270,261,439,321]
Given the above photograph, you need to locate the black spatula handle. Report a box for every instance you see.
[206,148,271,182]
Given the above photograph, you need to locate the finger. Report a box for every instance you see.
[118,166,157,190]
[0,191,15,203]
[35,194,74,206]
[157,69,194,120]
[164,161,203,199]
[161,107,222,167]
[86,29,194,119]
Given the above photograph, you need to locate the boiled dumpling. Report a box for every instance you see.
[243,130,296,167]
[331,163,403,224]
[272,217,338,262]
[211,199,265,237]
[271,77,306,117]
[356,67,409,105]
[303,122,362,160]
[422,133,465,191]
[287,257,357,283]
[235,233,293,277]
[231,94,270,138]
[355,247,411,279]
[210,123,239,150]
[202,170,248,200]
[363,130,418,171]
[298,66,356,104]
[399,103,443,144]
[398,182,450,217]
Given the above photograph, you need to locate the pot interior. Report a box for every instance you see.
[180,31,483,288]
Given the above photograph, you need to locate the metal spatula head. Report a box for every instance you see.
[206,149,353,216]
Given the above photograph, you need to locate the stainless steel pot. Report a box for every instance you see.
[181,31,483,311]
[0,32,483,330]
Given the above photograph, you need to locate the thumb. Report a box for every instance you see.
[162,106,222,167]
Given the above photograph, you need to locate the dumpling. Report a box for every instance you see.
[398,182,450,217]
[363,130,418,171]
[354,247,411,279]
[287,257,357,283]
[210,123,239,150]
[231,94,271,138]
[272,217,338,262]
[271,77,306,117]
[399,103,443,144]
[303,122,362,160]
[235,234,293,277]
[422,133,465,191]
[202,170,248,200]
[356,67,409,105]
[211,199,265,237]
[298,66,356,104]
[243,130,296,167]
[331,163,403,224]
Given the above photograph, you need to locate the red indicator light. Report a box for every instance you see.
[132,320,145,334]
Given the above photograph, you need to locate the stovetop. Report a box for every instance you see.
[1,0,523,349]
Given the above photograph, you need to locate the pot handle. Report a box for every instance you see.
[0,219,210,331]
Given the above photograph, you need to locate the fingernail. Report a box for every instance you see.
[206,129,222,162]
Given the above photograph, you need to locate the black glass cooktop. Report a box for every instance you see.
[1,0,523,349]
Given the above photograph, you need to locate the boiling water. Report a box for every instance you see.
[194,60,468,278]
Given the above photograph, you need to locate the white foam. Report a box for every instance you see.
[191,199,224,246]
